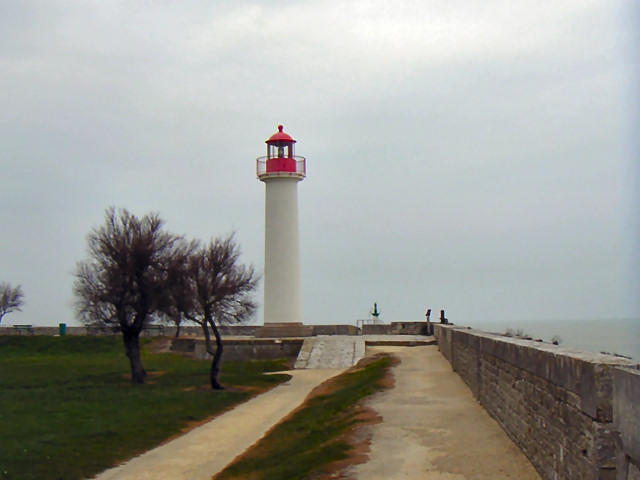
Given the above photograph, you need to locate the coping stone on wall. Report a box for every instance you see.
[432,323,460,363]
[453,327,637,421]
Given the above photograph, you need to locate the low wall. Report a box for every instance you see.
[171,338,304,361]
[362,321,431,336]
[433,324,640,480]
[0,325,257,337]
[0,326,68,336]
[311,324,359,335]
[0,324,359,337]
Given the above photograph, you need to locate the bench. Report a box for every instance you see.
[13,324,34,335]
[143,325,165,336]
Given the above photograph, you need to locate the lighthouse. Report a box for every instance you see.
[256,125,311,337]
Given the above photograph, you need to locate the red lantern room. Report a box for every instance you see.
[256,125,306,181]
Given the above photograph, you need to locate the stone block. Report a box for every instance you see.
[182,338,304,361]
[311,324,358,335]
[614,367,640,467]
[254,322,313,338]
[388,321,431,335]
[362,324,392,335]
[170,338,196,353]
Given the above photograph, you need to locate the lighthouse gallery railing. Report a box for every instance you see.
[256,156,306,180]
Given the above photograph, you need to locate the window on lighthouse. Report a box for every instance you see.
[267,143,294,163]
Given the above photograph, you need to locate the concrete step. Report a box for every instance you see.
[294,336,365,369]
[293,338,315,369]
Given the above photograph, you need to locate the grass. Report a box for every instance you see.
[0,335,290,480]
[214,354,394,480]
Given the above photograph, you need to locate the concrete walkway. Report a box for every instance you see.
[93,341,542,479]
[93,368,345,480]
[346,345,541,479]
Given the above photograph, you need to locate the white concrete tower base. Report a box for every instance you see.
[263,176,304,325]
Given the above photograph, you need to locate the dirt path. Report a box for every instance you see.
[345,345,541,479]
[93,368,345,480]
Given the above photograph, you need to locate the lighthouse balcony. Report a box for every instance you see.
[256,156,306,180]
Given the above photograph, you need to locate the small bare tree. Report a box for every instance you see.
[168,235,258,389]
[0,283,24,324]
[74,207,193,384]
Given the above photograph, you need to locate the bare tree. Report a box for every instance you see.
[73,207,193,384]
[0,283,24,324]
[158,248,200,338]
[169,235,258,389]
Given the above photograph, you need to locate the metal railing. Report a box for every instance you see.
[256,156,306,179]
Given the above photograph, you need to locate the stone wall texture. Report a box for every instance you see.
[0,324,360,337]
[433,324,640,480]
[362,321,431,336]
[0,325,257,337]
[171,337,303,361]
[311,324,359,336]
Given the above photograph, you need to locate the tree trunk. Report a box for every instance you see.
[202,320,224,390]
[122,328,146,384]
[175,321,181,338]
[209,321,224,390]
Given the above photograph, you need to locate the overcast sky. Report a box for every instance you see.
[1,1,638,328]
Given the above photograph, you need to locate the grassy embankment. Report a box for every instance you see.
[215,354,394,480]
[0,335,290,480]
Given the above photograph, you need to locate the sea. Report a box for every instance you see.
[461,318,640,361]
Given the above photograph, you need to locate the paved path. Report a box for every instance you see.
[93,368,345,480]
[346,345,541,479]
[93,340,541,479]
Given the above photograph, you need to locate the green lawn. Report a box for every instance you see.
[215,354,394,480]
[0,336,290,480]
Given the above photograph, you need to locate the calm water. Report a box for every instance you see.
[464,318,640,361]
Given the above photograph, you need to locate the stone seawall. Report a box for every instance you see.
[433,324,640,480]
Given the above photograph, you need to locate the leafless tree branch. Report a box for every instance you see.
[0,283,24,324]
[166,233,259,389]
[73,207,192,383]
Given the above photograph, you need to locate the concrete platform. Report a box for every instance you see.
[171,334,435,367]
[295,335,435,369]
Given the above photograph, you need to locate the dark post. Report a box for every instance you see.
[440,310,448,324]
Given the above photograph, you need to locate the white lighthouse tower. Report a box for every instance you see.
[256,125,312,337]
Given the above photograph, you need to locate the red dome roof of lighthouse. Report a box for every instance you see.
[266,125,296,144]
